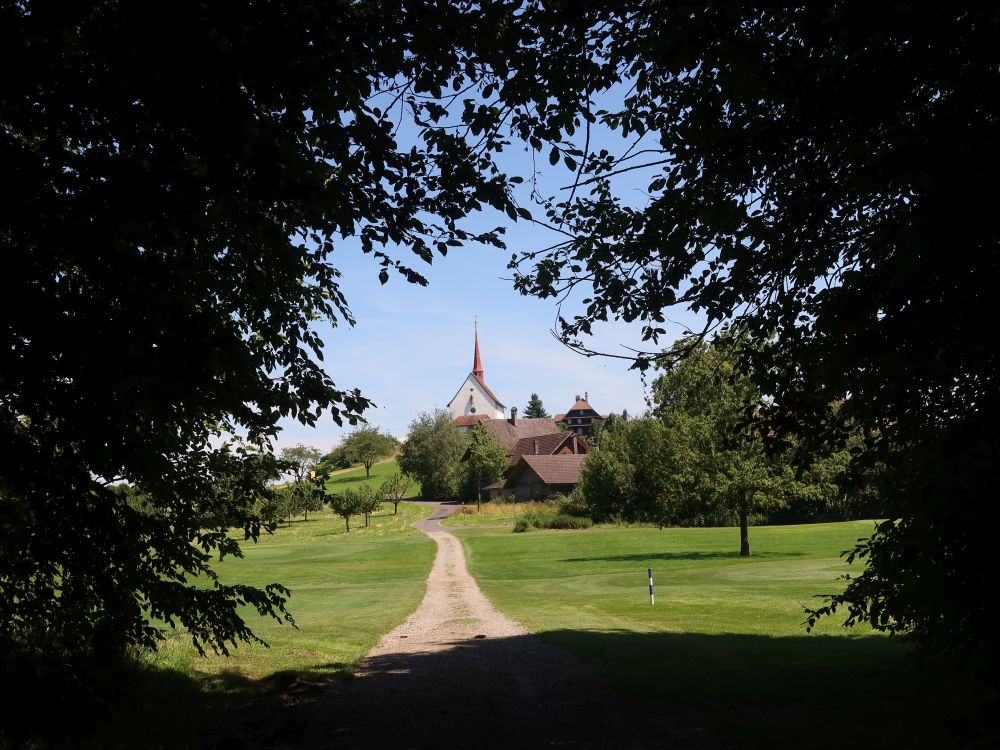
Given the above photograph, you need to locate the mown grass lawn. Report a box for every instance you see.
[101,501,434,748]
[455,521,978,749]
[323,458,420,496]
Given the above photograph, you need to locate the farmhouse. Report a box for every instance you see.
[503,454,588,501]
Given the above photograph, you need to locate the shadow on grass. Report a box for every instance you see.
[84,659,358,749]
[562,549,805,563]
[536,629,987,749]
[87,630,989,749]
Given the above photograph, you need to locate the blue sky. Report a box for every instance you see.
[277,224,668,452]
[275,97,702,452]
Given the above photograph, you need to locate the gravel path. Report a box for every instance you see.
[294,502,721,750]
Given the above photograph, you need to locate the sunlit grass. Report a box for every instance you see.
[101,502,434,747]
[323,458,421,496]
[442,500,556,527]
[456,520,976,748]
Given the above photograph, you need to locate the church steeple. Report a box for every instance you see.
[472,322,485,383]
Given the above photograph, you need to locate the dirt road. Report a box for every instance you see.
[293,502,720,749]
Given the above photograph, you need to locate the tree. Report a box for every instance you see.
[588,411,628,450]
[278,480,326,523]
[315,446,353,478]
[1,3,520,731]
[328,489,364,533]
[578,417,678,526]
[380,472,414,515]
[454,2,997,680]
[341,427,398,478]
[280,444,323,484]
[522,393,550,419]
[651,336,790,556]
[464,424,509,511]
[357,486,384,527]
[397,410,469,500]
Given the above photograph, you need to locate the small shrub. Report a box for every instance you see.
[557,495,590,517]
[513,518,531,533]
[520,510,545,528]
[547,514,593,530]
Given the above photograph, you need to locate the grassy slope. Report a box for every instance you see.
[105,501,434,747]
[456,521,975,749]
[323,458,421,496]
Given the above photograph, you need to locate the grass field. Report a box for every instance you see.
[455,521,978,748]
[323,458,421,496]
[442,500,544,526]
[102,501,435,747]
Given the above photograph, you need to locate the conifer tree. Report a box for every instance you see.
[522,393,550,419]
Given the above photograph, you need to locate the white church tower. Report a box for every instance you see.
[447,324,505,421]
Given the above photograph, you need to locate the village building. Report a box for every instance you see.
[554,393,605,437]
[502,454,588,501]
[450,327,599,499]
[447,325,505,426]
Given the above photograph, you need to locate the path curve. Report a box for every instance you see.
[295,501,720,749]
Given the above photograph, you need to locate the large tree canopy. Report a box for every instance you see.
[0,1,519,723]
[471,1,999,678]
[4,1,998,733]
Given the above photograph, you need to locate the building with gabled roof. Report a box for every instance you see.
[503,454,588,500]
[555,392,605,437]
[447,324,505,422]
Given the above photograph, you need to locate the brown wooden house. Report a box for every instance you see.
[554,393,605,437]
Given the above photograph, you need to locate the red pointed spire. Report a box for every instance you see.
[472,322,485,383]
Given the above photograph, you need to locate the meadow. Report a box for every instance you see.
[323,457,419,495]
[100,501,977,748]
[455,520,976,748]
[101,500,434,747]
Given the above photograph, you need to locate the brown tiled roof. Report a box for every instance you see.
[553,413,566,422]
[453,414,490,427]
[509,454,587,486]
[564,399,604,417]
[477,417,559,451]
[510,432,586,459]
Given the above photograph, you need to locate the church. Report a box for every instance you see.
[446,325,505,425]
[447,326,603,500]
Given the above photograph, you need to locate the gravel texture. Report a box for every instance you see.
[295,502,721,749]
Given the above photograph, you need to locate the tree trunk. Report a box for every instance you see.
[393,500,400,514]
[739,507,751,557]
[477,473,482,513]
[345,516,350,532]
[365,462,372,477]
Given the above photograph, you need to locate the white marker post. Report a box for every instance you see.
[648,567,655,606]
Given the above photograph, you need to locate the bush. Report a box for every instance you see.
[557,494,590,517]
[547,514,593,530]
[513,509,594,531]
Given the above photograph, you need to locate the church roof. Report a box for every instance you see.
[473,327,485,383]
[477,378,505,409]
[446,372,506,412]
